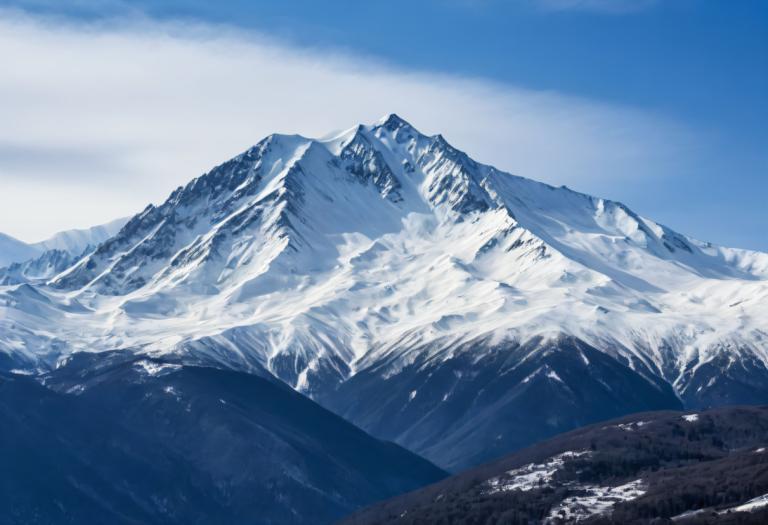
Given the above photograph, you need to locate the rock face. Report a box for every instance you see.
[0,249,80,285]
[339,406,768,525]
[0,352,446,525]
[321,335,683,470]
[1,114,767,469]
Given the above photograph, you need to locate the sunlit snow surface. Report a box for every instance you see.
[486,451,589,493]
[671,492,768,520]
[730,493,768,513]
[1,114,767,397]
[547,480,646,522]
[134,360,182,376]
[615,421,650,431]
[485,451,646,522]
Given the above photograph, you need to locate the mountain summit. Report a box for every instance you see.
[2,115,766,468]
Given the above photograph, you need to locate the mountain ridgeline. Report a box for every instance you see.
[1,114,767,474]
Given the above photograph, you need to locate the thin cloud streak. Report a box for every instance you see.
[0,10,692,242]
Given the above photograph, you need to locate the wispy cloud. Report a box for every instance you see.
[535,0,658,14]
[0,9,691,242]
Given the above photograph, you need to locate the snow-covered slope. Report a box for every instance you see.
[32,216,128,254]
[0,233,39,268]
[1,115,766,466]
[0,249,79,285]
[0,217,128,272]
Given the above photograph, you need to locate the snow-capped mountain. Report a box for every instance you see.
[1,115,766,468]
[0,233,39,268]
[33,216,128,254]
[0,217,128,272]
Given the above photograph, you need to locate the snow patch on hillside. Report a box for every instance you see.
[135,360,182,376]
[487,451,589,493]
[547,479,646,522]
[730,493,768,513]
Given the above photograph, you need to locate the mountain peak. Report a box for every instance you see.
[376,113,413,131]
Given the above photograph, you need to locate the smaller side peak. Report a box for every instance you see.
[317,124,369,156]
[352,123,367,137]
[376,113,414,132]
[261,132,309,146]
[429,133,469,162]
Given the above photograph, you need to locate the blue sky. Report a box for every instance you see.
[0,0,766,250]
